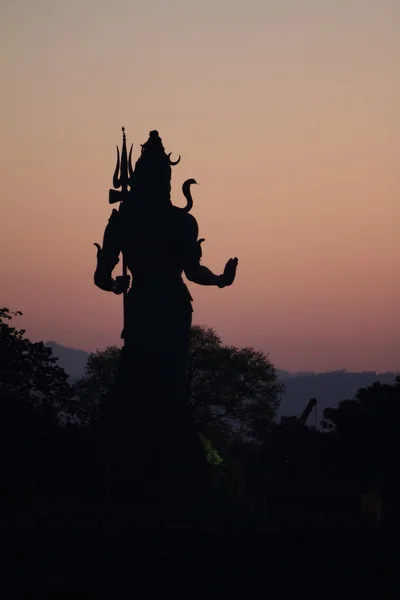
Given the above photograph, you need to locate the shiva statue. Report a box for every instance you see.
[94,129,238,511]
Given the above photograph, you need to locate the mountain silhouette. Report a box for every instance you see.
[277,369,398,421]
[45,341,89,382]
[46,342,398,419]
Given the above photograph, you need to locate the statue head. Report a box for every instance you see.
[128,130,181,206]
[110,128,197,213]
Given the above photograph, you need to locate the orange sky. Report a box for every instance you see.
[1,0,399,372]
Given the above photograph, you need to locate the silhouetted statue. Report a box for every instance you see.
[94,129,238,513]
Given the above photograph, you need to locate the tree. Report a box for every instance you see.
[322,377,400,513]
[72,345,121,426]
[188,325,284,442]
[0,307,74,424]
[0,307,79,508]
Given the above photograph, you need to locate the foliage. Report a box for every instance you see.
[72,345,121,425]
[200,433,223,467]
[321,377,400,494]
[0,307,74,424]
[0,307,82,507]
[188,325,284,442]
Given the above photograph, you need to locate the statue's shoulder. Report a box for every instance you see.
[171,205,198,230]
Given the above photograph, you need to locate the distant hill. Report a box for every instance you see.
[46,342,398,420]
[45,341,89,382]
[278,369,398,422]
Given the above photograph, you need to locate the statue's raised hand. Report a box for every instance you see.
[219,257,238,288]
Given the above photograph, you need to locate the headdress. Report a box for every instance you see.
[110,128,196,212]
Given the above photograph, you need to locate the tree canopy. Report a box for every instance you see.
[322,377,400,494]
[0,307,74,425]
[188,325,283,442]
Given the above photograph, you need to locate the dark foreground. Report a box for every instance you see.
[1,515,399,593]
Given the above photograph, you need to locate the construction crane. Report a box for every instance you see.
[298,398,317,426]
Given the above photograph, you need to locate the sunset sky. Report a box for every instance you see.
[1,0,399,372]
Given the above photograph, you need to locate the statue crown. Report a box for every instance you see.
[112,128,181,194]
[110,128,197,211]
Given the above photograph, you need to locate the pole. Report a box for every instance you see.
[121,254,127,344]
[108,126,134,346]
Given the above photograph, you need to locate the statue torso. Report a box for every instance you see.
[119,202,190,284]
[118,202,194,342]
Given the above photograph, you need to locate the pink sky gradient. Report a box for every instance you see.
[1,0,399,372]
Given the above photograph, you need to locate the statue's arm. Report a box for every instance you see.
[94,209,122,292]
[183,215,238,288]
[186,263,223,287]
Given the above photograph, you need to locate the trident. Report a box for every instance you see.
[94,127,133,341]
[108,126,132,320]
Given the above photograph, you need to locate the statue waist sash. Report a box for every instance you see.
[127,276,193,302]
